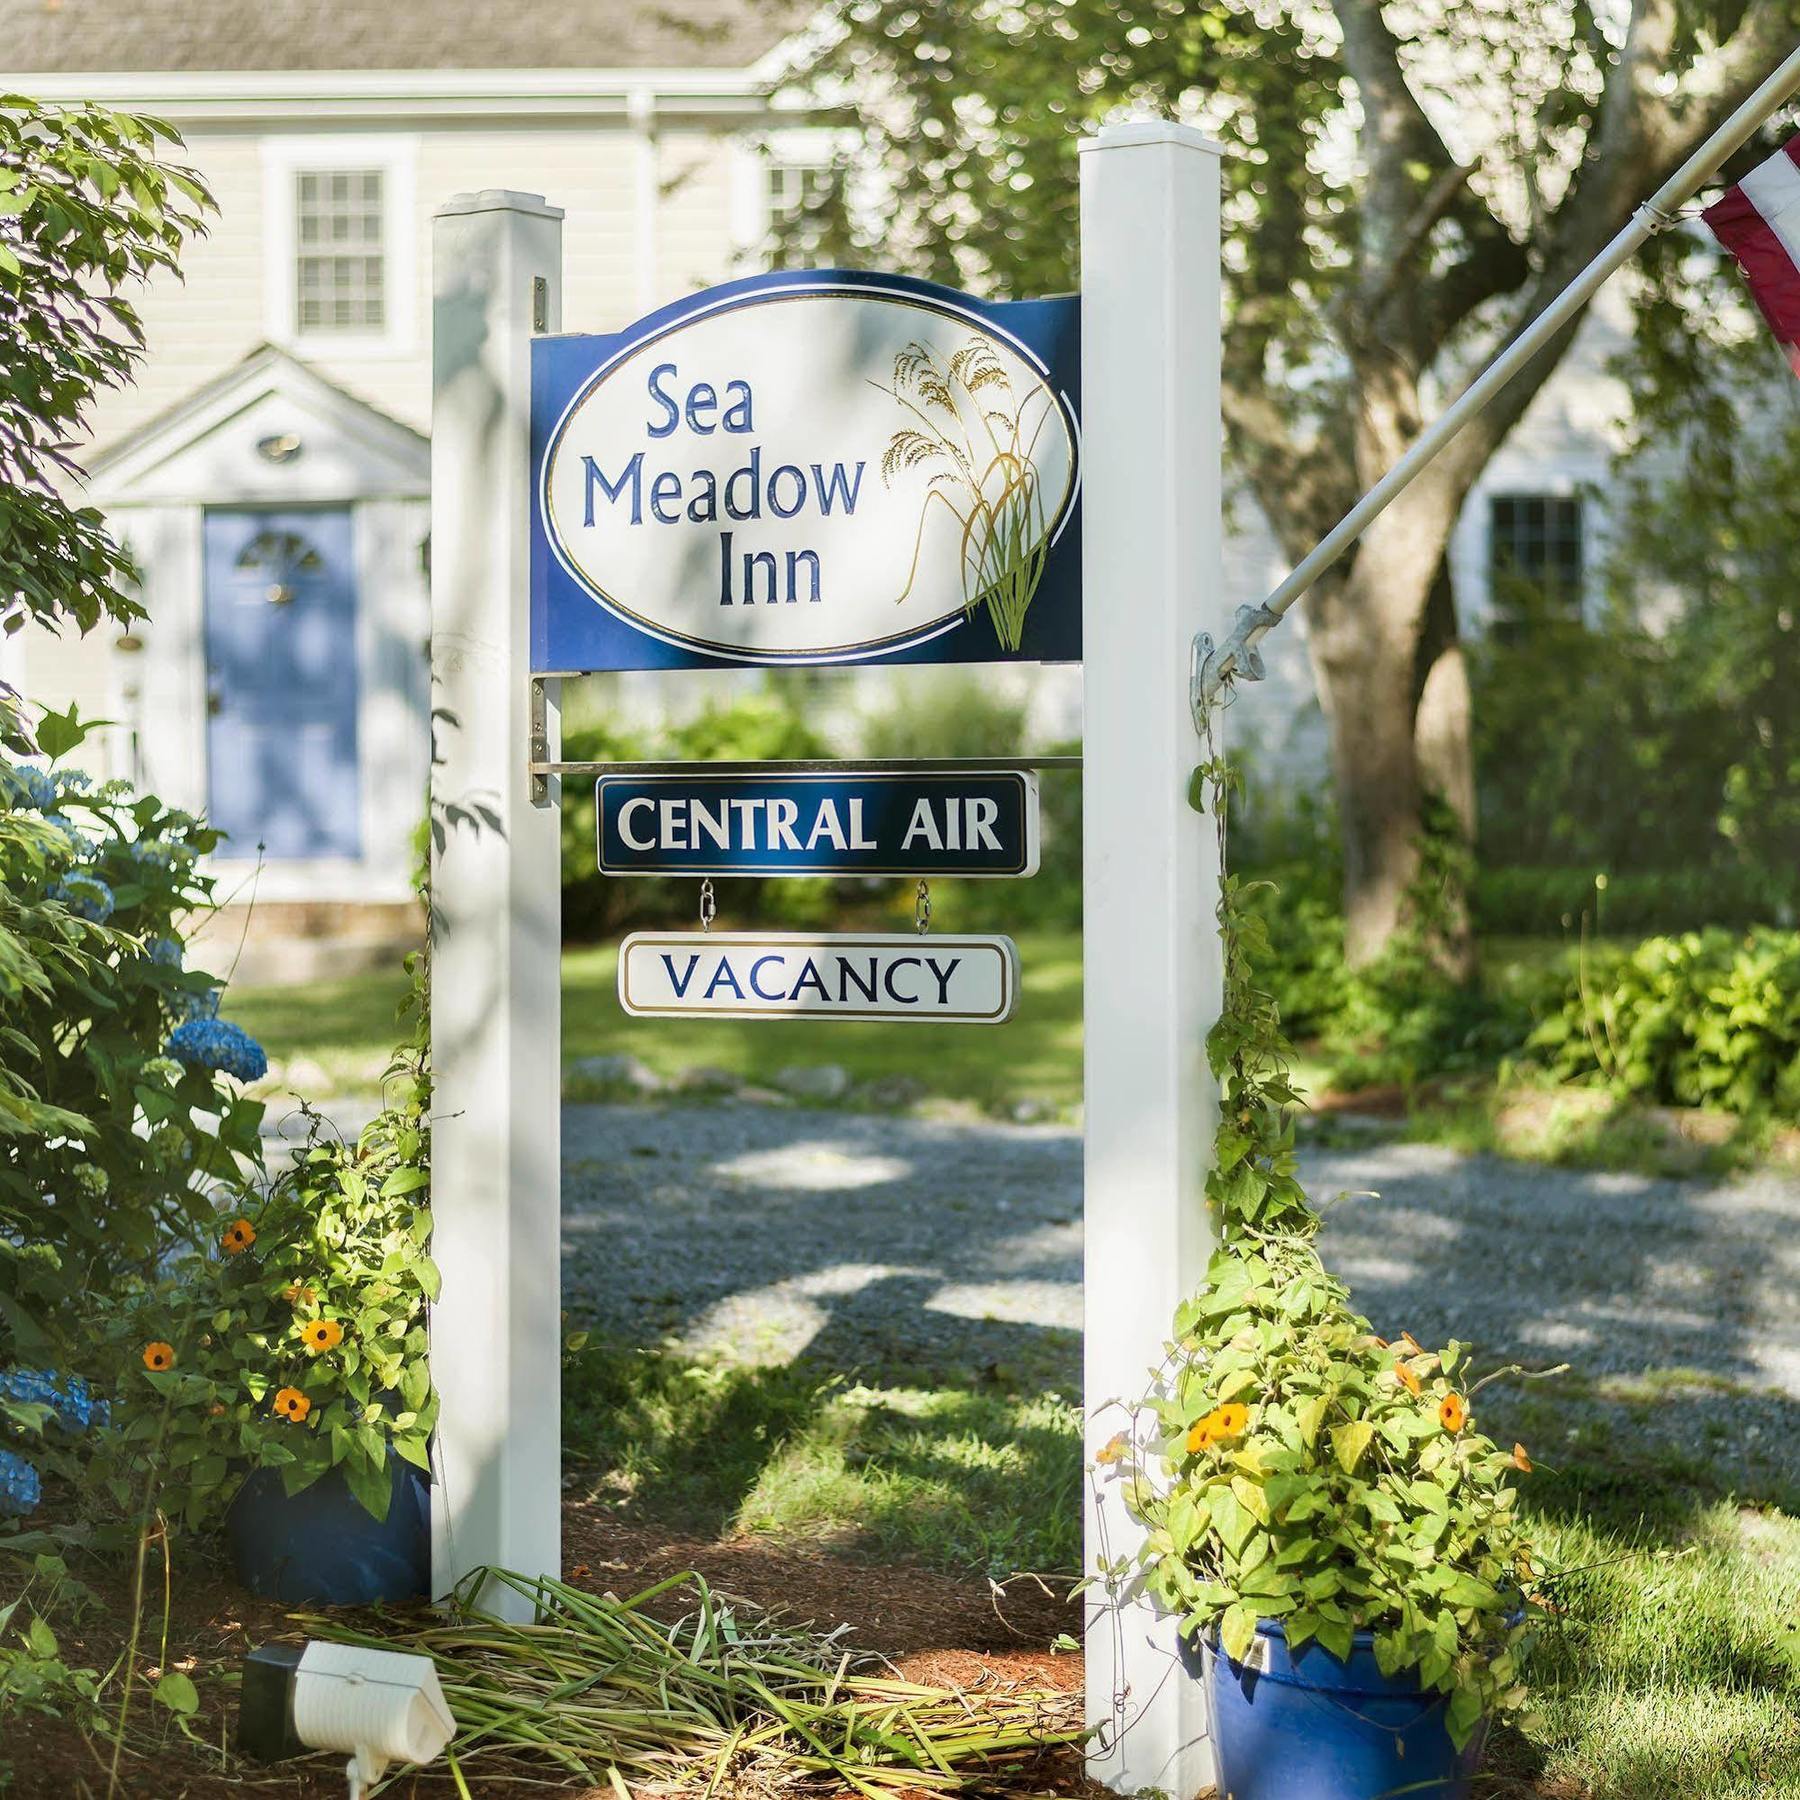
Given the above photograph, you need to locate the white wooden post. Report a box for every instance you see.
[1080,122,1225,1798]
[429,191,564,1617]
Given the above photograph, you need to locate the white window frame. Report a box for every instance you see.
[731,127,851,268]
[261,134,417,360]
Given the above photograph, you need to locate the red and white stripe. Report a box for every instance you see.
[1704,135,1800,374]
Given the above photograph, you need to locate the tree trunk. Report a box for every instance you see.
[1301,465,1470,969]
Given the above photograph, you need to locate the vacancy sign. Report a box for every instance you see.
[531,269,1080,672]
[597,769,1039,878]
[617,932,1019,1024]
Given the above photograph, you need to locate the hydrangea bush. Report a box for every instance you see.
[0,711,269,1511]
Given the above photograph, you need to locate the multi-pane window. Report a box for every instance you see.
[1487,494,1584,622]
[767,163,833,264]
[295,169,385,334]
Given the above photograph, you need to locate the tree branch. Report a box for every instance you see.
[1440,0,1800,494]
[1332,0,1460,318]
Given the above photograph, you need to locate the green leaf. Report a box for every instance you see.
[341,1450,393,1523]
[26,1613,57,1659]
[1332,1420,1375,1476]
[153,1670,199,1716]
[380,1166,429,1198]
[1219,1603,1259,1665]
[34,704,90,761]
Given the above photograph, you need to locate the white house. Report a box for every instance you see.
[9,1,1654,969]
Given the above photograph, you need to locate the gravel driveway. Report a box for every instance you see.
[562,1102,1800,1482]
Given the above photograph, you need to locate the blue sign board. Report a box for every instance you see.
[532,269,1080,673]
[597,769,1039,878]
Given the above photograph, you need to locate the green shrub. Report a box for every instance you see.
[1529,928,1800,1119]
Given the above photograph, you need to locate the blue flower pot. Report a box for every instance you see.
[226,1454,430,1606]
[1186,1620,1489,1800]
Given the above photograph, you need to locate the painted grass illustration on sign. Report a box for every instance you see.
[876,335,1061,651]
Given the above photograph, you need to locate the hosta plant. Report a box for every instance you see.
[1092,743,1543,1751]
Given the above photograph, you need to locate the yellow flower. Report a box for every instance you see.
[1511,1442,1533,1473]
[299,1318,344,1356]
[272,1387,312,1423]
[1185,1416,1216,1455]
[1439,1393,1468,1434]
[221,1218,256,1256]
[142,1341,175,1372]
[1210,1401,1249,1442]
[1394,1361,1422,1396]
[1094,1432,1129,1466]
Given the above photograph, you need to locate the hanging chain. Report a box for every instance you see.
[698,878,716,933]
[914,879,931,936]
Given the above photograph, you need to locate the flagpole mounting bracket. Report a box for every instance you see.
[1633,200,1684,235]
[1191,602,1278,732]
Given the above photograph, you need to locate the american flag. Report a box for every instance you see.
[1704,134,1800,374]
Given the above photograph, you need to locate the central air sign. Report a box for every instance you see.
[596,770,1039,878]
[617,931,1018,1024]
[531,270,1080,671]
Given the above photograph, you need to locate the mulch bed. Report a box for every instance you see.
[1,1499,1101,1800]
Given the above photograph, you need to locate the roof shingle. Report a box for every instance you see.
[2,0,786,73]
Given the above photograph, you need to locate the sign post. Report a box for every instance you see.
[1079,122,1226,1796]
[429,190,565,1618]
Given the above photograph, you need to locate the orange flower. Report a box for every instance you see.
[272,1387,311,1423]
[1511,1442,1533,1473]
[1439,1393,1468,1434]
[1394,1361,1422,1396]
[1185,1417,1216,1454]
[1094,1432,1130,1466]
[1398,1332,1422,1355]
[221,1218,256,1256]
[299,1318,344,1356]
[1211,1401,1250,1442]
[142,1341,175,1372]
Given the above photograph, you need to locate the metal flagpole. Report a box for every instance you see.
[1194,37,1800,709]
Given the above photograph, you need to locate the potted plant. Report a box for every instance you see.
[105,990,438,1605]
[1091,750,1542,1800]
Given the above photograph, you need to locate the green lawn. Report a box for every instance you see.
[231,930,1087,1111]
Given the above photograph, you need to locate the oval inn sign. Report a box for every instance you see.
[531,271,1081,671]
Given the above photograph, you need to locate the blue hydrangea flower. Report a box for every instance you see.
[167,1017,269,1083]
[51,872,114,923]
[0,1447,41,1516]
[0,1368,98,1434]
[123,836,180,871]
[6,765,57,810]
[41,811,95,858]
[182,987,221,1022]
[147,936,183,968]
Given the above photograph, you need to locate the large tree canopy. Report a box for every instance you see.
[775,0,1800,963]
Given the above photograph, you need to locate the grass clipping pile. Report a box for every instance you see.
[304,1569,1084,1795]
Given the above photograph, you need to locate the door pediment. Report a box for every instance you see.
[87,345,427,509]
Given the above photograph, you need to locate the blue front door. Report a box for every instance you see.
[203,508,361,859]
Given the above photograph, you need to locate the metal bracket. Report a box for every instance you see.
[1190,602,1277,733]
[529,678,550,804]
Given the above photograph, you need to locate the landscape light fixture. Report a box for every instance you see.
[240,1640,456,1799]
